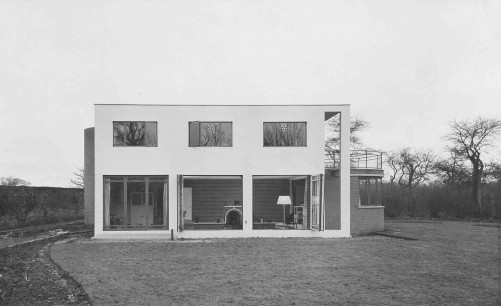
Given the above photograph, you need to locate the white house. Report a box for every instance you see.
[84,104,384,239]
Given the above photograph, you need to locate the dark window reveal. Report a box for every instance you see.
[263,122,307,147]
[189,122,232,147]
[113,122,157,146]
[359,177,382,206]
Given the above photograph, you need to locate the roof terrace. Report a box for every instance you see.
[325,150,383,170]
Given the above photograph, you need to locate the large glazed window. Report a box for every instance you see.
[263,122,307,147]
[189,122,232,147]
[104,176,168,230]
[359,177,382,206]
[113,121,157,146]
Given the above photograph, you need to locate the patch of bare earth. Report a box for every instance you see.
[52,222,500,305]
[0,234,92,305]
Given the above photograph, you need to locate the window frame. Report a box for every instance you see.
[112,121,158,147]
[103,175,169,231]
[263,122,307,147]
[188,121,233,147]
[358,176,383,207]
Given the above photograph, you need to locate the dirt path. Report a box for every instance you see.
[0,233,92,305]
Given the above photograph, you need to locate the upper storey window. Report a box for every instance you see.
[189,122,232,147]
[263,122,307,147]
[113,121,157,146]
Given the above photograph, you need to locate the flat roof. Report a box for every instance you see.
[95,103,350,106]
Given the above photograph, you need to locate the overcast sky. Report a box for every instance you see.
[1,0,500,187]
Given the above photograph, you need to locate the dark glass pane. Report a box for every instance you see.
[128,176,147,181]
[369,178,376,206]
[127,181,150,226]
[200,122,232,147]
[149,181,165,226]
[114,121,151,146]
[359,178,368,206]
[263,122,306,146]
[220,123,232,146]
[144,122,157,146]
[148,176,168,181]
[110,182,125,228]
[375,178,382,206]
[124,122,145,146]
[189,122,200,146]
[113,122,126,146]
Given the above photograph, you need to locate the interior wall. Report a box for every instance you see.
[183,179,243,223]
[252,179,290,222]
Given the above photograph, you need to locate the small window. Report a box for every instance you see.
[189,122,232,147]
[359,177,382,206]
[263,122,307,147]
[113,122,157,147]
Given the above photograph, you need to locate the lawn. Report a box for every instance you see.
[51,221,500,305]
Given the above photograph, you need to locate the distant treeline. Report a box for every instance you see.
[383,183,501,220]
[325,116,501,220]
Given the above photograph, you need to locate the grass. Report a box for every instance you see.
[51,221,501,305]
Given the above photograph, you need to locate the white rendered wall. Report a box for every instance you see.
[93,104,350,238]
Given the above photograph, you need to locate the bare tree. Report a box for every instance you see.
[325,116,369,163]
[482,161,501,184]
[114,122,145,146]
[386,151,405,184]
[445,117,501,213]
[70,168,84,188]
[0,176,31,186]
[386,148,436,188]
[434,149,471,185]
[385,148,436,216]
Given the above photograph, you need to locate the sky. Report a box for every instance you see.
[0,0,500,187]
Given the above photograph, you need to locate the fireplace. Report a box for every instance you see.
[224,208,242,229]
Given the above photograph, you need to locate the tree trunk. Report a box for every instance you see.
[471,160,483,215]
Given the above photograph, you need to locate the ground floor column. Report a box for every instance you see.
[168,175,178,233]
[242,174,253,232]
[340,107,351,236]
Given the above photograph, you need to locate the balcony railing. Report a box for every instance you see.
[325,150,383,170]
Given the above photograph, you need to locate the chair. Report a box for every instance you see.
[285,213,297,229]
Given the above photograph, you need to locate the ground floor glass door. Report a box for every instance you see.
[103,176,168,231]
[310,174,323,230]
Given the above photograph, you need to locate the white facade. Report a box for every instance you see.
[93,104,350,238]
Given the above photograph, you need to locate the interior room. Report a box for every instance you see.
[104,176,169,231]
[252,176,310,230]
[182,176,243,230]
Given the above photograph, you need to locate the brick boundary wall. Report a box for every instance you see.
[0,186,84,229]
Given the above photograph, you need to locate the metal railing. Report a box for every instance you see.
[325,150,383,170]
